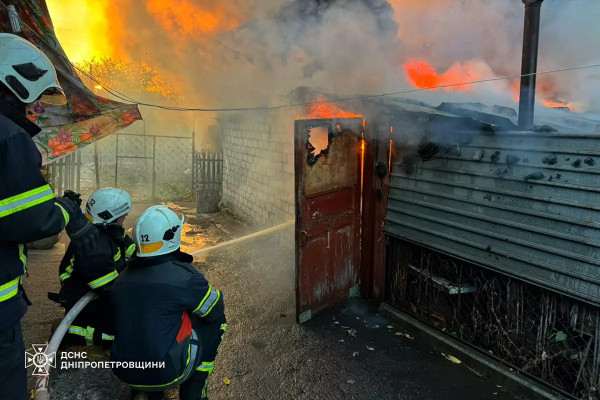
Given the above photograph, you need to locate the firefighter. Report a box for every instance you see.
[58,188,136,348]
[0,33,99,399]
[110,205,226,400]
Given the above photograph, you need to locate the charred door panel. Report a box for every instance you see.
[295,118,363,323]
[299,233,331,314]
[331,224,358,303]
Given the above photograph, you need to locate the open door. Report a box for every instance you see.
[295,118,363,323]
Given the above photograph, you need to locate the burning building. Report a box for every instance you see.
[13,0,600,398]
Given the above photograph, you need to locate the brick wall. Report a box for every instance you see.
[220,111,296,231]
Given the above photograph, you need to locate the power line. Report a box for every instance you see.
[2,0,599,113]
[78,63,600,113]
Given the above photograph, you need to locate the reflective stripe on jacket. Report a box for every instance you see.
[0,102,69,327]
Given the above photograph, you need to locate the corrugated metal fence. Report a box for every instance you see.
[386,130,600,306]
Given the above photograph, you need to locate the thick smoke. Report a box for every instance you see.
[48,0,600,115]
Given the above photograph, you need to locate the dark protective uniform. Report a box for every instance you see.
[110,251,226,400]
[0,100,70,400]
[58,225,136,347]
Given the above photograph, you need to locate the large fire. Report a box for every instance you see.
[510,80,574,111]
[47,0,241,61]
[539,99,574,111]
[406,59,575,111]
[403,59,483,91]
[46,0,113,63]
[303,95,362,119]
[146,0,241,42]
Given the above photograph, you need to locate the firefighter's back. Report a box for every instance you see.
[109,253,198,386]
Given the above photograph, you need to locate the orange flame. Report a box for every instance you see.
[146,0,241,41]
[403,59,482,91]
[303,95,362,119]
[540,99,574,111]
[511,81,574,111]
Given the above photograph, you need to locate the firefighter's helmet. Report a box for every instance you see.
[0,33,66,105]
[133,205,184,257]
[85,188,131,225]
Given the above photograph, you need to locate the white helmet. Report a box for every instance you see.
[133,205,184,257]
[0,33,66,105]
[85,188,132,225]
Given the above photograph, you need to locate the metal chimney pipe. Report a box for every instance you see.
[518,0,544,130]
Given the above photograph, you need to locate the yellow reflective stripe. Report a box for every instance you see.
[69,325,113,342]
[193,286,213,313]
[196,361,215,372]
[0,185,54,218]
[201,289,220,317]
[0,277,20,302]
[129,340,192,388]
[220,323,228,332]
[68,325,87,337]
[68,325,95,341]
[194,286,222,316]
[113,249,122,262]
[60,256,75,281]
[88,270,118,289]
[18,244,27,274]
[55,202,70,226]
[125,244,136,258]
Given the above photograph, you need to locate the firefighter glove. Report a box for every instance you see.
[56,194,99,253]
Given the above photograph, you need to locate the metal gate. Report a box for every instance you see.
[295,118,363,323]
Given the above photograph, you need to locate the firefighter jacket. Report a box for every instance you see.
[110,250,225,388]
[0,100,70,328]
[58,225,135,309]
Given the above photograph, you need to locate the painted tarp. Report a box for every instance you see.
[0,0,142,164]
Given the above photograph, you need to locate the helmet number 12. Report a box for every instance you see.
[141,234,150,242]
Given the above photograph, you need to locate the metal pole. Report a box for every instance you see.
[192,129,196,197]
[76,150,81,193]
[152,136,156,202]
[115,134,119,188]
[57,158,63,196]
[94,142,100,190]
[518,0,544,131]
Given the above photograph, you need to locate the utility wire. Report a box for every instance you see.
[78,63,600,113]
[3,0,599,113]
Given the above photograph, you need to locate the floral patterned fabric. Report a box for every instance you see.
[0,0,142,164]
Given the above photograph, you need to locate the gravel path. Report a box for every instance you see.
[21,205,520,400]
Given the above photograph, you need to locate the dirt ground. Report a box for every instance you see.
[21,202,521,400]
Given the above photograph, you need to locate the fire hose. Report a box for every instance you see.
[34,291,98,400]
[33,219,293,398]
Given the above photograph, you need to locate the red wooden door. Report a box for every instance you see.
[295,118,363,323]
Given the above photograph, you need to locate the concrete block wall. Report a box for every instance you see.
[220,111,296,237]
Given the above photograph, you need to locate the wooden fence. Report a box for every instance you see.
[193,150,223,212]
